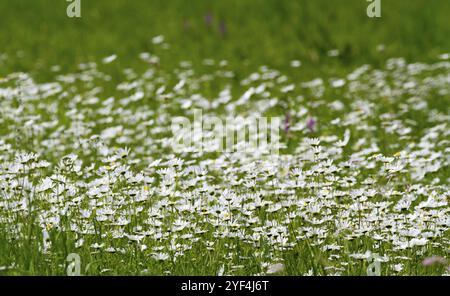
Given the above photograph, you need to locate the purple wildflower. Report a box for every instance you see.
[284,113,291,134]
[205,12,213,27]
[307,117,317,132]
[422,256,447,266]
[219,20,227,37]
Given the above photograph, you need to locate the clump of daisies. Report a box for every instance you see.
[0,54,448,275]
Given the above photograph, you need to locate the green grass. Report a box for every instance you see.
[1,0,450,81]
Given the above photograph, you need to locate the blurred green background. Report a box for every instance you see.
[0,0,449,80]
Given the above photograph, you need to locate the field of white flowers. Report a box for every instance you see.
[0,52,449,275]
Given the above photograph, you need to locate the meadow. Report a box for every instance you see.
[0,0,449,275]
